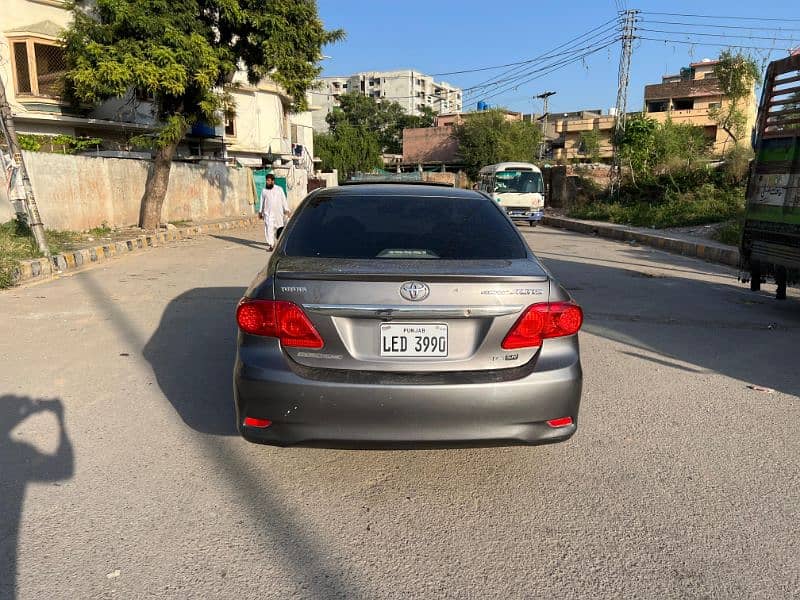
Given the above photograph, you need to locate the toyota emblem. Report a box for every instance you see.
[399,281,430,302]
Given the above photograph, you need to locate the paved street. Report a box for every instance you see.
[1,225,798,600]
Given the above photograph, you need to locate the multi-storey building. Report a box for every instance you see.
[312,70,462,131]
[643,58,758,155]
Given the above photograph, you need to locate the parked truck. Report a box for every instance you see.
[741,53,800,299]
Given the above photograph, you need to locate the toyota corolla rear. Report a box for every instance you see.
[233,184,583,447]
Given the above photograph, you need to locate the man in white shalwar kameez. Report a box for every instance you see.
[259,173,290,251]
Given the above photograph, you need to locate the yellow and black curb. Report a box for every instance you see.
[12,215,260,286]
[542,216,739,268]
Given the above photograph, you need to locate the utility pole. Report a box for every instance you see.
[0,76,50,256]
[536,91,556,161]
[610,9,639,196]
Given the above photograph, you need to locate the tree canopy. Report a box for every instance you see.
[453,109,542,179]
[326,93,436,154]
[709,50,762,146]
[314,123,382,181]
[615,114,712,186]
[63,0,343,228]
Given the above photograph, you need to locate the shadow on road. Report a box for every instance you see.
[211,233,269,251]
[0,396,73,600]
[74,275,366,598]
[143,286,245,436]
[542,256,800,397]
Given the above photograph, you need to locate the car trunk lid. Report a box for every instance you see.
[273,257,549,372]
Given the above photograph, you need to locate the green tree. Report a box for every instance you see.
[616,114,712,187]
[326,93,434,154]
[314,123,382,181]
[709,50,762,147]
[453,109,542,179]
[578,128,601,163]
[64,0,343,229]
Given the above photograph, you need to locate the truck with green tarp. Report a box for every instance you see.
[741,53,800,299]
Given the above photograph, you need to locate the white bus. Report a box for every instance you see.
[477,162,544,226]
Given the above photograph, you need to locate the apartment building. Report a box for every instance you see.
[643,58,757,154]
[312,70,462,131]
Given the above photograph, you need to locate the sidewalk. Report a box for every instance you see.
[11,215,260,286]
[542,215,740,268]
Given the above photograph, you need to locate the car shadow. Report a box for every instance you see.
[73,274,366,598]
[0,395,73,600]
[142,286,246,436]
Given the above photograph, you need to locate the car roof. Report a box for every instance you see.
[320,184,481,199]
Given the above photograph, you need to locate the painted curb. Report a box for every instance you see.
[12,215,260,286]
[542,216,740,268]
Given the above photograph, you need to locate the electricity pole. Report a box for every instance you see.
[610,9,638,196]
[0,76,49,256]
[536,91,556,161]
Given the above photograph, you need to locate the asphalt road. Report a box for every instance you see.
[1,225,798,600]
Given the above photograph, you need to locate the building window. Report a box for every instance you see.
[708,102,721,109]
[225,117,236,137]
[10,38,67,98]
[673,98,694,110]
[647,101,668,113]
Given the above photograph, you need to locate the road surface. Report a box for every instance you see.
[1,225,798,599]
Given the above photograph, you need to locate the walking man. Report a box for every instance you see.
[259,173,290,251]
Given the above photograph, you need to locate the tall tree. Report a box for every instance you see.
[709,50,762,147]
[453,109,541,179]
[64,0,343,229]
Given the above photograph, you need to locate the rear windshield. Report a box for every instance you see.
[283,193,527,259]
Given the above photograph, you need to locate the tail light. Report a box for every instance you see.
[236,299,324,349]
[502,302,583,350]
[546,416,573,428]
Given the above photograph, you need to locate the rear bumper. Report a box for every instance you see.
[233,337,582,448]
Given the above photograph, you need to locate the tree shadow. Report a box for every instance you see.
[200,161,235,204]
[0,396,73,600]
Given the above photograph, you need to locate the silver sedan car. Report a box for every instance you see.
[234,183,583,447]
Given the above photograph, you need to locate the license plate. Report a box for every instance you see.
[380,323,448,357]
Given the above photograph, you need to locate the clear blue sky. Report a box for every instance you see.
[316,0,800,115]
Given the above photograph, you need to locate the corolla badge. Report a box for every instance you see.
[399,281,430,302]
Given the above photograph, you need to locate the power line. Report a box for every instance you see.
[460,16,622,99]
[637,36,798,53]
[462,31,622,101]
[640,19,800,32]
[476,38,620,104]
[474,41,619,104]
[637,11,800,22]
[638,27,800,43]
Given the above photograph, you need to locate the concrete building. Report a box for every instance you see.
[545,110,616,163]
[1,0,159,144]
[312,70,462,131]
[2,0,320,209]
[2,0,315,162]
[643,58,758,155]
